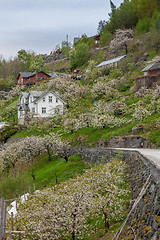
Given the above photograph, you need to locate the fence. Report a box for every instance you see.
[0,198,6,240]
[0,183,36,240]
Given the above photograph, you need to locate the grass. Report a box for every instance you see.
[11,113,160,147]
[33,153,88,188]
[0,153,89,200]
[85,222,129,240]
[12,126,51,138]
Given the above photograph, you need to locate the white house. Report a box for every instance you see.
[18,90,65,124]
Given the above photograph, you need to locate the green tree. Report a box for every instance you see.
[97,20,107,34]
[151,9,160,29]
[29,55,46,72]
[107,0,138,33]
[108,0,116,18]
[69,43,89,69]
[100,31,112,46]
[61,41,72,57]
[135,17,152,35]
[133,0,160,19]
[0,76,16,91]
[69,49,77,70]
[18,49,35,71]
[87,37,95,48]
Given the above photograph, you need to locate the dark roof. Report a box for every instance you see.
[18,71,51,79]
[19,72,36,78]
[149,61,160,71]
[142,63,155,72]
[142,61,160,72]
[47,73,58,78]
[88,34,100,39]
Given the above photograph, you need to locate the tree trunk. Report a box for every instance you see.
[124,43,128,55]
[55,170,58,184]
[64,155,69,162]
[64,148,69,162]
[47,146,51,162]
[72,213,76,240]
[104,213,109,233]
[72,231,75,240]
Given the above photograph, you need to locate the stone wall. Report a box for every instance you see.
[67,147,160,240]
[97,136,155,149]
[136,74,160,91]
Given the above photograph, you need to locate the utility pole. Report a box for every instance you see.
[66,34,69,44]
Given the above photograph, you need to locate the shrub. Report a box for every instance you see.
[0,127,17,143]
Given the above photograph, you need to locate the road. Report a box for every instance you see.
[114,148,160,170]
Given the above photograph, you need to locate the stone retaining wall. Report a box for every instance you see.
[67,147,160,240]
[97,136,156,149]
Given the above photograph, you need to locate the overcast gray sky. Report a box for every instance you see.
[0,0,123,59]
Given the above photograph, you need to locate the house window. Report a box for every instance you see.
[56,98,58,103]
[49,96,52,102]
[42,107,46,114]
[32,108,35,113]
[43,97,45,102]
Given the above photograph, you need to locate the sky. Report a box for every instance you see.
[0,0,123,60]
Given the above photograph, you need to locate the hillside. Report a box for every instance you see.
[1,2,160,238]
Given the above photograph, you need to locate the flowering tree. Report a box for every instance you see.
[0,136,47,176]
[91,114,129,129]
[44,133,70,162]
[91,80,119,100]
[132,105,151,121]
[110,29,134,54]
[7,159,130,239]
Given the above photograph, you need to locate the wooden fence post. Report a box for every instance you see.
[0,198,2,240]
[3,200,6,240]
[0,198,7,240]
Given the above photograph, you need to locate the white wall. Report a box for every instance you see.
[37,92,64,118]
[18,91,64,123]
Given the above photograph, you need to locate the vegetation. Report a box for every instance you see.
[0,153,88,199]
[1,0,160,238]
[6,159,130,240]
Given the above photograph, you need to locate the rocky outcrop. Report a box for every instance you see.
[43,53,65,63]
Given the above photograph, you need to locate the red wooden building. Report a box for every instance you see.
[93,34,100,45]
[88,34,101,46]
[142,61,160,76]
[17,71,51,86]
[136,61,160,90]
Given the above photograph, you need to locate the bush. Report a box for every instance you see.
[0,127,17,143]
[109,68,123,79]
